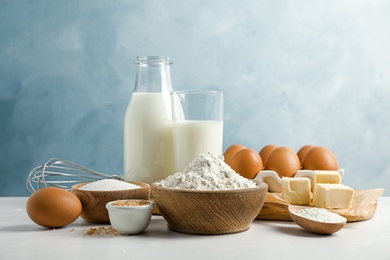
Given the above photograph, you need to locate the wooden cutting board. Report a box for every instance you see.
[256,189,384,222]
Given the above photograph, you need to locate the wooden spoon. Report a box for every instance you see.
[264,202,347,235]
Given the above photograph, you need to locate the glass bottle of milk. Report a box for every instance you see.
[124,56,175,183]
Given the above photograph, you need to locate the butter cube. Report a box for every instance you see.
[313,183,354,209]
[314,170,341,185]
[282,177,311,205]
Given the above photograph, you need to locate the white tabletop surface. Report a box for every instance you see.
[1,196,389,260]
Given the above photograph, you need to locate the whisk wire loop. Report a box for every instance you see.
[26,158,123,192]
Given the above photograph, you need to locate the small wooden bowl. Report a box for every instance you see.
[151,180,268,235]
[71,181,150,223]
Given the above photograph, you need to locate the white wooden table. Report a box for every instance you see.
[1,197,389,260]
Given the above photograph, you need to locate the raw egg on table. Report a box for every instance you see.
[229,148,263,179]
[223,144,246,165]
[297,144,314,167]
[302,146,339,170]
[26,187,82,228]
[259,144,278,166]
[265,146,300,178]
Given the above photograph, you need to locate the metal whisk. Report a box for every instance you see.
[26,158,123,192]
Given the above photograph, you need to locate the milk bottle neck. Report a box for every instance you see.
[133,56,173,93]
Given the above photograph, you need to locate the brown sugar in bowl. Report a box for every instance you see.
[71,181,150,223]
[151,180,268,235]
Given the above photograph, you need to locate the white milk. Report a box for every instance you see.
[124,92,175,183]
[173,120,223,172]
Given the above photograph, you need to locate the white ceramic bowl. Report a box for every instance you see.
[105,199,154,235]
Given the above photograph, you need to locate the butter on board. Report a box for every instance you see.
[313,183,354,209]
[281,177,311,205]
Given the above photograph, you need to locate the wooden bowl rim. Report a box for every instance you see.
[151,180,268,194]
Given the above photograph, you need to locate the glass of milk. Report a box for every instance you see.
[171,90,224,172]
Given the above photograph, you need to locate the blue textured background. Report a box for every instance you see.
[1,0,389,196]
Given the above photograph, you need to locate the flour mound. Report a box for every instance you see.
[158,153,257,190]
[79,179,140,191]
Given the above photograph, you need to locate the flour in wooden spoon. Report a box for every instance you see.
[158,153,257,190]
[296,208,346,223]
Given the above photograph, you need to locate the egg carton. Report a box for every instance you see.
[253,169,345,193]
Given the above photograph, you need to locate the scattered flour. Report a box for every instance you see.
[296,207,346,223]
[79,179,141,191]
[157,153,257,190]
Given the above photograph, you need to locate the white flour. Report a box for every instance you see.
[79,179,141,191]
[157,153,257,190]
[296,207,346,223]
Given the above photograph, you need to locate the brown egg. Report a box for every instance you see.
[302,146,339,170]
[265,146,300,178]
[259,144,278,166]
[229,148,263,179]
[297,145,315,167]
[223,144,246,165]
[26,187,82,228]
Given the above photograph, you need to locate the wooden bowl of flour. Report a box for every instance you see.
[71,181,150,223]
[151,180,268,235]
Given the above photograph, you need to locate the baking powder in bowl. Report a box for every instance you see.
[157,153,257,190]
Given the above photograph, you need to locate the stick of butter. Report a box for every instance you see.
[314,170,341,185]
[294,170,342,191]
[313,183,354,209]
[282,177,311,205]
